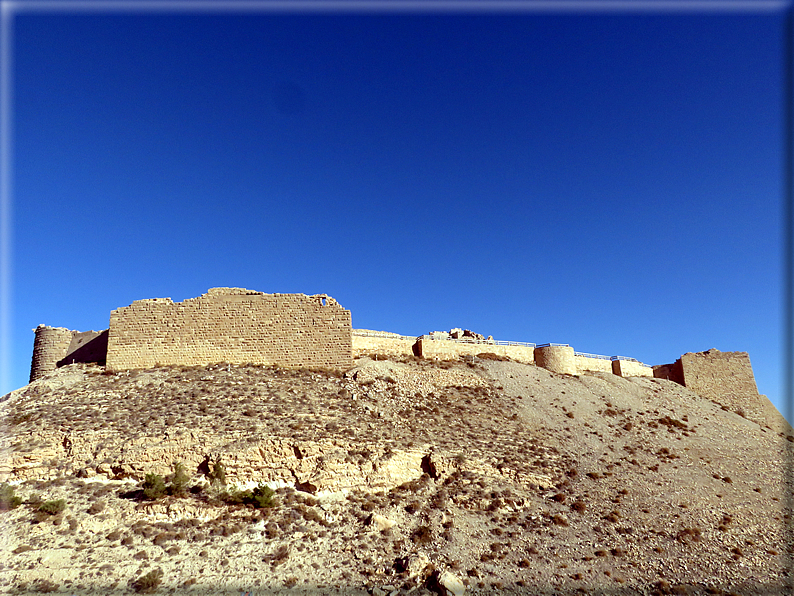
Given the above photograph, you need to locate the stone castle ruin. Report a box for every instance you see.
[31,288,352,380]
[30,288,764,419]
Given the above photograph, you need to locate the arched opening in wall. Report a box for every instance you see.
[320,297,327,306]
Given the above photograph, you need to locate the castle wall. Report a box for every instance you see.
[676,349,767,422]
[415,337,535,364]
[30,325,73,382]
[59,330,108,367]
[612,359,653,378]
[352,335,419,359]
[106,288,352,371]
[534,345,576,375]
[574,355,613,374]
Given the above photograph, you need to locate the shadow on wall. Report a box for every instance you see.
[57,330,108,368]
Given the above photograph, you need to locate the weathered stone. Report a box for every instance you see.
[368,514,396,532]
[400,553,431,579]
[436,571,465,596]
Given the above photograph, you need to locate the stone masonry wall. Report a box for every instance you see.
[534,346,576,375]
[652,362,685,385]
[416,337,535,364]
[106,288,352,371]
[30,326,110,381]
[677,349,767,422]
[30,325,73,382]
[575,355,613,374]
[60,330,108,367]
[352,335,419,359]
[612,359,653,378]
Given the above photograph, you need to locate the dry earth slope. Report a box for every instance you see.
[0,356,792,596]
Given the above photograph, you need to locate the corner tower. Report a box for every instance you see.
[30,325,73,382]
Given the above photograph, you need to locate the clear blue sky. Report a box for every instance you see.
[2,2,790,422]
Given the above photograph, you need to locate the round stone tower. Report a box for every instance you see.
[534,344,576,375]
[30,325,73,382]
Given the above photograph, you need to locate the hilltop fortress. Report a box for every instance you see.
[30,287,764,419]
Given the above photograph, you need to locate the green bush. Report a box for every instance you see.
[251,484,277,509]
[209,461,226,486]
[0,483,22,510]
[168,462,190,496]
[37,499,66,515]
[217,483,277,509]
[142,474,167,500]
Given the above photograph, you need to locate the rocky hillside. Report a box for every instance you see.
[1,356,791,595]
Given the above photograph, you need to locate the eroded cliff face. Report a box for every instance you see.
[1,358,792,595]
[1,360,558,492]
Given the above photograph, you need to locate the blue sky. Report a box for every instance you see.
[2,2,790,422]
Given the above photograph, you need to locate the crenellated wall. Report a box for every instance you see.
[106,288,352,371]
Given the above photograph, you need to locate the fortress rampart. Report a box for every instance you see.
[351,331,420,359]
[106,288,352,371]
[534,344,577,375]
[352,332,653,378]
[653,349,767,421]
[30,290,762,420]
[416,336,536,364]
[574,354,614,374]
[30,326,73,382]
[30,326,108,382]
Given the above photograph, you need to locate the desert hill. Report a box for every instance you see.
[1,355,792,595]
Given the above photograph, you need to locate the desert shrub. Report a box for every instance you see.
[168,462,190,496]
[303,507,325,524]
[88,500,106,514]
[32,579,58,593]
[411,525,432,545]
[251,484,277,508]
[552,514,569,526]
[658,416,688,430]
[676,527,702,543]
[570,500,586,513]
[142,474,167,500]
[0,483,22,510]
[269,544,290,566]
[37,499,66,515]
[217,483,277,509]
[209,461,226,486]
[132,569,163,593]
[405,501,422,514]
[153,532,171,546]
